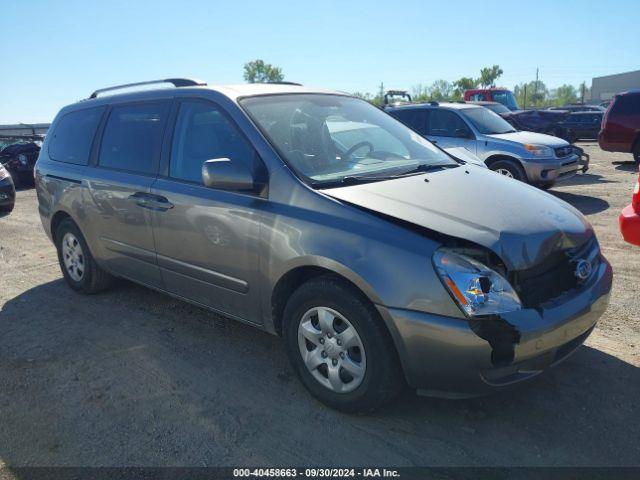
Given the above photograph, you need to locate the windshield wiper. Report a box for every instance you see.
[391,163,458,176]
[313,164,458,188]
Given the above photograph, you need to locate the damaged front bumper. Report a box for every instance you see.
[378,255,612,397]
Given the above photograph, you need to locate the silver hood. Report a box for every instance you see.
[322,165,593,271]
[488,130,569,147]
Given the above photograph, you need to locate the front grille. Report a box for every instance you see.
[513,237,599,308]
[555,146,573,158]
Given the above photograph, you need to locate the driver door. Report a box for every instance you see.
[150,99,265,323]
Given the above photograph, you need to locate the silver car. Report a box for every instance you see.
[388,102,582,188]
[35,79,612,412]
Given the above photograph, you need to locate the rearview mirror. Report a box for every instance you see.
[202,158,255,192]
[454,128,472,139]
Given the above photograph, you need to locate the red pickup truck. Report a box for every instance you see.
[464,88,520,111]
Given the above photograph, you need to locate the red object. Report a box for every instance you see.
[598,90,640,160]
[619,171,640,246]
[463,88,519,110]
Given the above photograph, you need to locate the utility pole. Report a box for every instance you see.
[581,82,585,104]
[523,85,527,110]
[533,67,539,107]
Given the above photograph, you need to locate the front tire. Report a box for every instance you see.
[283,276,404,413]
[633,142,640,165]
[55,218,114,294]
[489,159,527,183]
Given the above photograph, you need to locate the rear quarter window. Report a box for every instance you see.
[98,102,168,175]
[48,107,105,165]
[390,108,429,135]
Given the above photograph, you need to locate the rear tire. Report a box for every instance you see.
[489,159,527,183]
[633,142,640,165]
[55,218,114,294]
[283,276,404,413]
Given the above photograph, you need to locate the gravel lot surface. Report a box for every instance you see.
[0,143,638,467]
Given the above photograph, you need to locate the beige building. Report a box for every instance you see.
[590,69,640,103]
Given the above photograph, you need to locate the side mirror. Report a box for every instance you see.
[454,128,472,139]
[202,158,255,192]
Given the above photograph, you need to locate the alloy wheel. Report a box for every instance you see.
[495,168,514,178]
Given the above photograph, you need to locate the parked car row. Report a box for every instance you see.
[0,139,41,186]
[32,79,612,412]
[0,163,16,216]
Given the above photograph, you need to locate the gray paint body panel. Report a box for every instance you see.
[321,164,593,271]
[35,84,612,395]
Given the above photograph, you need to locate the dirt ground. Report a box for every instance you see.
[0,143,638,467]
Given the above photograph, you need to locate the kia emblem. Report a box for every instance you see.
[575,259,592,281]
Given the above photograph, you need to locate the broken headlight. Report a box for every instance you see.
[433,248,522,317]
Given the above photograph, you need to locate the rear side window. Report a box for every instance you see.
[49,107,105,165]
[390,109,429,135]
[98,102,167,174]
[611,94,640,116]
[429,110,468,137]
[169,100,260,184]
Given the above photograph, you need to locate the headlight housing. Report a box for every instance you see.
[524,144,553,158]
[433,248,522,317]
[0,164,9,181]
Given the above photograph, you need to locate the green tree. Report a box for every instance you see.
[514,80,548,107]
[412,84,430,102]
[243,59,284,83]
[429,80,454,101]
[452,76,477,100]
[412,80,455,102]
[478,65,503,88]
[529,79,548,106]
[513,83,527,108]
[552,84,578,106]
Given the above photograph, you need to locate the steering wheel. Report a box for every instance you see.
[343,141,374,159]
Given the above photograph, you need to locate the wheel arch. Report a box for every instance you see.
[485,154,529,181]
[50,210,72,242]
[269,255,389,335]
[485,153,523,169]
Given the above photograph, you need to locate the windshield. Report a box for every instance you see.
[491,90,519,110]
[460,107,516,135]
[240,94,457,187]
[485,103,510,114]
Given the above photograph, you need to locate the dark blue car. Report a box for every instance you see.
[558,111,603,142]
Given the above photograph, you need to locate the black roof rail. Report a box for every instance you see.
[89,78,207,99]
[264,81,303,86]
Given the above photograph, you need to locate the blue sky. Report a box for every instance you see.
[1,0,638,123]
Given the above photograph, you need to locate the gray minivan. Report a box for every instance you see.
[35,79,612,412]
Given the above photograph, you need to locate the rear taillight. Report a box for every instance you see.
[632,172,640,213]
